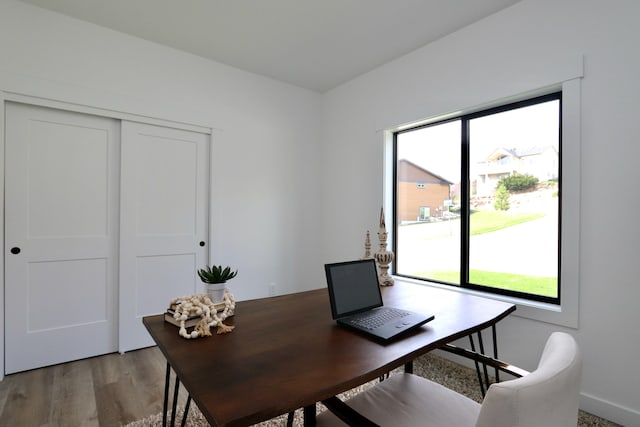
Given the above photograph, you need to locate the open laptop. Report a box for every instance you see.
[325,259,434,341]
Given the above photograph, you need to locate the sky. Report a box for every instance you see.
[396,100,560,183]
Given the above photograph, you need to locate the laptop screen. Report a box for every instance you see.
[325,259,383,319]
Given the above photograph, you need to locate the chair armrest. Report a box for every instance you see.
[441,343,530,378]
[321,396,380,427]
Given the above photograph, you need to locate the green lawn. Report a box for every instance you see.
[400,210,545,241]
[420,269,558,298]
[469,210,545,235]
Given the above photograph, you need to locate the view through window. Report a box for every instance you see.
[394,93,561,303]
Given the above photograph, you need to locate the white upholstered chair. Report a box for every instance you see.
[316,332,582,427]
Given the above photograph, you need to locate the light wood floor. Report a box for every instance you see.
[0,346,188,426]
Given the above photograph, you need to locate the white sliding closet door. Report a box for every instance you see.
[119,121,210,352]
[4,103,120,374]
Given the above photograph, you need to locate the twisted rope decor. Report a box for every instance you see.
[168,292,236,339]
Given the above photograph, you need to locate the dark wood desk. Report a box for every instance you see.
[143,281,515,427]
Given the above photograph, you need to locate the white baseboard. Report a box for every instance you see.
[580,392,639,427]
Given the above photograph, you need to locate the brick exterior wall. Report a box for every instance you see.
[397,160,452,223]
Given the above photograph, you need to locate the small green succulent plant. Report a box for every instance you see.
[197,265,238,284]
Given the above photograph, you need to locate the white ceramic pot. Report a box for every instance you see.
[204,282,226,303]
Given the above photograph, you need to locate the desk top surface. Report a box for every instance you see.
[143,281,515,427]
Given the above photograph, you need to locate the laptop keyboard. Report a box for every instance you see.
[349,308,409,330]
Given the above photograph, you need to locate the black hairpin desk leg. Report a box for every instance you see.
[468,333,486,396]
[181,395,192,427]
[303,404,317,426]
[162,362,191,427]
[468,324,501,397]
[163,363,171,427]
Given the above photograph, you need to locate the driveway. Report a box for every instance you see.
[397,202,558,278]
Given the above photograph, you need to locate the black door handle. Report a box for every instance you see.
[10,247,21,255]
[199,241,206,247]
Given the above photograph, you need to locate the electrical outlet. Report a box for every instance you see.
[268,283,276,296]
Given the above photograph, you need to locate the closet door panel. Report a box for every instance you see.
[4,103,120,373]
[119,121,209,352]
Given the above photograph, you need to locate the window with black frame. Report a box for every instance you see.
[393,92,561,304]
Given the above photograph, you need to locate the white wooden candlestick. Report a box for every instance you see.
[375,207,395,286]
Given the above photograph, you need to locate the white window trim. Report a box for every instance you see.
[383,78,582,328]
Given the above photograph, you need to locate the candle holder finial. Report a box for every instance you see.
[375,207,394,286]
[362,230,372,259]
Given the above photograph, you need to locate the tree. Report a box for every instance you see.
[499,173,538,192]
[494,183,510,211]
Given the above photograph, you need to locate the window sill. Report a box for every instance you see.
[393,276,578,328]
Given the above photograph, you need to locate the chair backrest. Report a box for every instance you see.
[475,332,582,427]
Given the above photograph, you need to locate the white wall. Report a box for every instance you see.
[0,0,323,300]
[2,0,639,424]
[321,0,640,425]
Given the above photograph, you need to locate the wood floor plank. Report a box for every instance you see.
[90,352,130,387]
[50,358,99,427]
[0,347,177,426]
[0,370,13,418]
[95,373,145,426]
[92,347,187,426]
[0,366,54,426]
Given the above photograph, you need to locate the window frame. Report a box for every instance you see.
[384,80,581,328]
[464,93,561,304]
